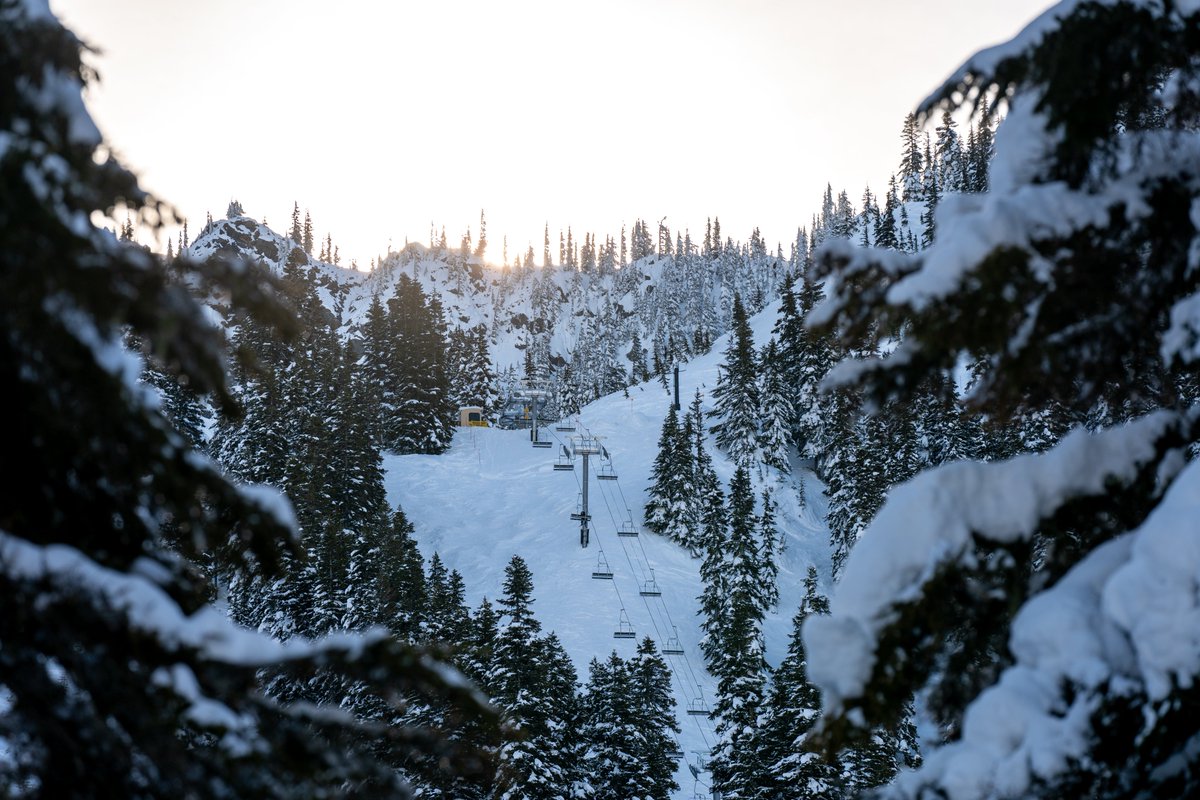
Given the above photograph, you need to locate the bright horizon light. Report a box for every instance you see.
[53,0,1051,269]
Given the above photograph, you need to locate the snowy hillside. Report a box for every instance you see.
[384,300,832,797]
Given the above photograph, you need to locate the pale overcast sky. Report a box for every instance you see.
[53,0,1051,267]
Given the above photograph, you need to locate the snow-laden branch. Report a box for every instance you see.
[804,409,1187,712]
[878,451,1200,799]
[921,1,1200,117]
[0,529,383,667]
[920,0,1084,112]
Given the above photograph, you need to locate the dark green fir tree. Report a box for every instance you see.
[0,5,493,795]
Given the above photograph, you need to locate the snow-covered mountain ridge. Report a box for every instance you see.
[189,212,791,388]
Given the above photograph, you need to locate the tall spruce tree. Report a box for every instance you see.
[360,293,391,445]
[376,509,427,640]
[709,472,770,800]
[378,275,455,454]
[898,112,924,202]
[141,347,207,450]
[823,384,921,579]
[933,109,965,193]
[581,652,645,799]
[696,479,730,677]
[629,638,682,800]
[709,293,761,466]
[449,324,500,418]
[686,390,721,558]
[875,175,900,251]
[758,337,794,473]
[644,404,697,550]
[491,556,580,800]
[781,264,837,463]
[290,201,302,244]
[757,489,781,611]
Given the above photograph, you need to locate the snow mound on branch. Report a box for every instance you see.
[806,407,1200,799]
[886,454,1200,799]
[805,410,1180,712]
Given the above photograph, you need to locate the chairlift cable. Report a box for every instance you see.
[592,467,711,740]
[552,421,714,747]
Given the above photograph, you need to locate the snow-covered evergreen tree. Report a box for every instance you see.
[696,475,730,676]
[450,324,501,418]
[629,638,682,800]
[807,4,1200,797]
[875,175,900,251]
[491,556,581,800]
[0,5,492,794]
[371,274,456,454]
[933,108,965,194]
[898,112,924,203]
[709,467,771,800]
[644,404,699,551]
[581,652,645,799]
[758,337,794,473]
[785,266,837,463]
[709,294,761,466]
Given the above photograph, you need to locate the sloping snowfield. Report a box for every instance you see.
[384,300,832,796]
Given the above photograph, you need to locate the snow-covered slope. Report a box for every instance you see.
[383,300,832,797]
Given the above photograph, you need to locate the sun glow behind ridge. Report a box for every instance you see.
[54,0,1050,267]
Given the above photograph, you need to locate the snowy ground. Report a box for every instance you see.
[384,301,833,797]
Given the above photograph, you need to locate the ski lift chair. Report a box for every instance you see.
[613,608,636,639]
[591,553,614,580]
[661,626,685,655]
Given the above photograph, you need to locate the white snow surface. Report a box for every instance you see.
[384,299,832,795]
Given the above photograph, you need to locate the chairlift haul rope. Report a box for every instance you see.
[540,418,717,754]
